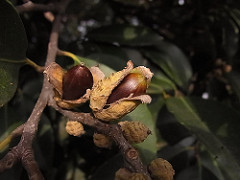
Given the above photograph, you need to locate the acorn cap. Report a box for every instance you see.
[90,60,153,121]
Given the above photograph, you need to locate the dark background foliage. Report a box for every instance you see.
[1,0,240,179]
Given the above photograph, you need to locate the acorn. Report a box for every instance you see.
[90,61,153,121]
[62,65,93,100]
[107,72,147,104]
[148,158,175,180]
[44,62,104,109]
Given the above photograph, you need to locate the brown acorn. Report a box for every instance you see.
[62,65,93,100]
[107,72,147,104]
[90,60,153,121]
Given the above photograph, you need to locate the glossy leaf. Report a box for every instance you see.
[148,72,176,94]
[87,24,163,46]
[87,53,127,71]
[166,97,240,180]
[143,41,192,89]
[0,0,28,106]
[73,55,116,76]
[123,104,157,163]
[199,150,225,180]
[230,8,240,28]
[0,61,22,107]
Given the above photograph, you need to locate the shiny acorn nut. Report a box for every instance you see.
[62,65,93,100]
[107,72,147,104]
[148,158,175,180]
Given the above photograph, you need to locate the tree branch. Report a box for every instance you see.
[16,1,58,13]
[0,0,71,179]
[1,0,152,179]
[51,106,151,179]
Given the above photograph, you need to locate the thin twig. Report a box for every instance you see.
[0,123,25,151]
[25,59,45,73]
[16,1,57,13]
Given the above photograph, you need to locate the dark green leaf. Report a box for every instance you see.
[158,136,195,160]
[87,53,127,71]
[166,97,240,180]
[226,71,240,100]
[74,55,116,76]
[143,41,192,88]
[199,150,225,180]
[148,95,165,121]
[148,72,176,94]
[0,0,28,60]
[176,165,200,180]
[229,8,240,30]
[87,24,163,46]
[0,0,28,106]
[0,61,22,107]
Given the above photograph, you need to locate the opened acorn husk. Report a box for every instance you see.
[90,60,153,121]
[44,62,105,109]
